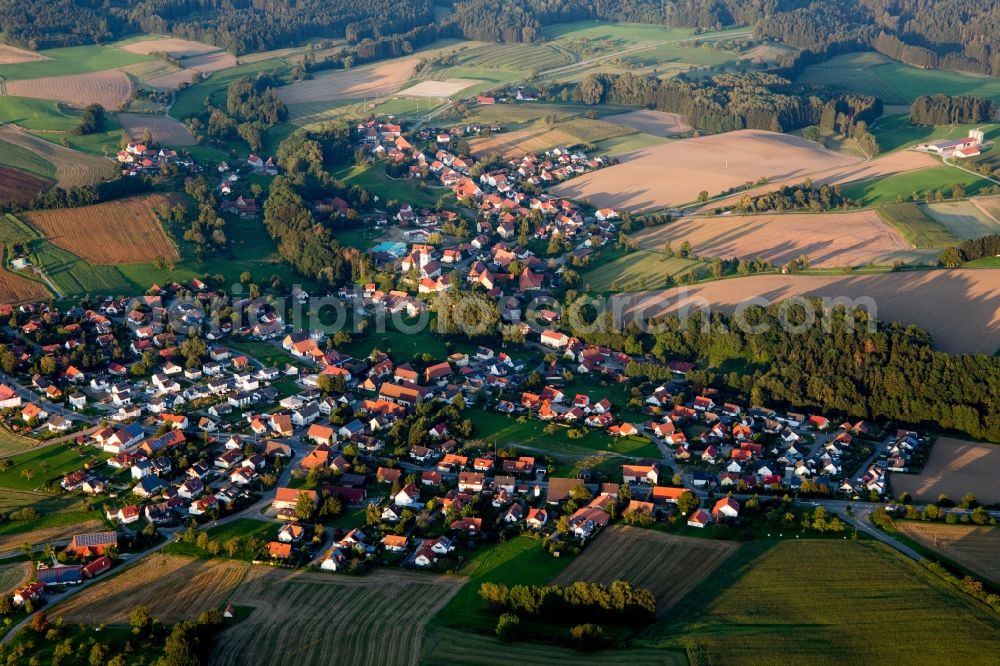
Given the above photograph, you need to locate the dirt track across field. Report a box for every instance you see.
[614,269,1000,355]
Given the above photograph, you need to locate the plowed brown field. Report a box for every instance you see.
[6,70,133,110]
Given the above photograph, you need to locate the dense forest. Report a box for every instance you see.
[909,95,998,126]
[9,0,1000,78]
[567,300,1000,443]
[575,71,881,134]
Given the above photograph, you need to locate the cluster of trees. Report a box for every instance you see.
[192,75,286,152]
[576,71,879,134]
[180,176,227,260]
[567,299,1000,442]
[910,95,998,126]
[939,233,1000,268]
[73,103,107,136]
[480,580,656,623]
[732,179,854,213]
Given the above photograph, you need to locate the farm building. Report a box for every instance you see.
[915,129,984,158]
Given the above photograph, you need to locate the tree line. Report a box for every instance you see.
[0,174,152,215]
[732,180,854,213]
[909,95,998,126]
[479,580,656,623]
[565,300,1000,443]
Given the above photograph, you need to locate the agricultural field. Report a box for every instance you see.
[0,213,131,297]
[0,44,150,80]
[0,103,125,166]
[0,44,48,65]
[871,117,1000,154]
[553,130,859,211]
[422,627,687,666]
[840,165,994,207]
[0,246,52,303]
[278,58,417,106]
[0,168,52,204]
[0,516,103,555]
[468,119,633,159]
[875,202,960,248]
[639,540,1000,665]
[635,210,922,268]
[925,199,1000,239]
[972,194,1000,224]
[615,269,1000,355]
[892,437,1000,506]
[603,110,690,137]
[797,51,1000,105]
[398,78,478,98]
[119,36,237,76]
[434,42,573,74]
[22,194,182,265]
[699,149,940,212]
[0,562,28,595]
[211,569,463,666]
[582,249,700,292]
[116,112,196,144]
[0,139,56,180]
[5,70,133,110]
[56,555,250,624]
[0,442,106,492]
[895,523,1000,583]
[551,527,738,617]
[171,58,291,120]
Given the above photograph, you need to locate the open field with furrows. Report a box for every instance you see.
[278,58,417,105]
[552,130,859,211]
[603,110,690,137]
[841,165,995,207]
[442,42,573,73]
[121,37,237,73]
[0,168,52,204]
[0,562,28,594]
[895,522,1000,583]
[0,45,150,80]
[468,120,632,158]
[892,438,1000,506]
[399,78,479,98]
[0,246,52,303]
[116,112,196,144]
[422,627,688,666]
[615,269,1000,355]
[0,127,115,188]
[5,70,133,110]
[0,518,103,555]
[698,149,940,212]
[0,138,56,180]
[797,51,1000,105]
[639,540,1000,665]
[0,213,131,296]
[635,210,922,268]
[926,199,1000,239]
[875,203,960,249]
[210,569,463,666]
[582,250,700,292]
[23,194,181,265]
[552,527,738,617]
[56,555,250,623]
[0,44,48,65]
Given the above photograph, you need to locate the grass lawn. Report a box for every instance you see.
[0,44,151,80]
[171,59,291,120]
[336,163,450,210]
[639,540,1000,664]
[0,426,44,457]
[431,535,572,634]
[228,341,299,368]
[0,510,98,537]
[0,443,105,491]
[339,322,479,362]
[0,97,126,157]
[164,518,277,561]
[875,202,960,248]
[872,116,1000,154]
[582,248,700,293]
[840,166,993,206]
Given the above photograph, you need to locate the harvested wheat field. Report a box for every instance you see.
[144,69,201,90]
[0,562,29,595]
[895,523,1000,583]
[552,526,737,616]
[892,438,1000,506]
[615,269,1000,355]
[400,78,478,98]
[6,70,133,110]
[0,166,51,203]
[635,210,918,268]
[700,149,939,212]
[552,130,859,211]
[120,37,218,59]
[0,127,115,188]
[0,44,48,65]
[210,568,463,666]
[604,110,690,136]
[57,555,249,624]
[183,50,238,73]
[117,112,195,145]
[0,251,51,304]
[23,194,180,264]
[279,58,417,105]
[0,518,102,555]
[469,120,629,159]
